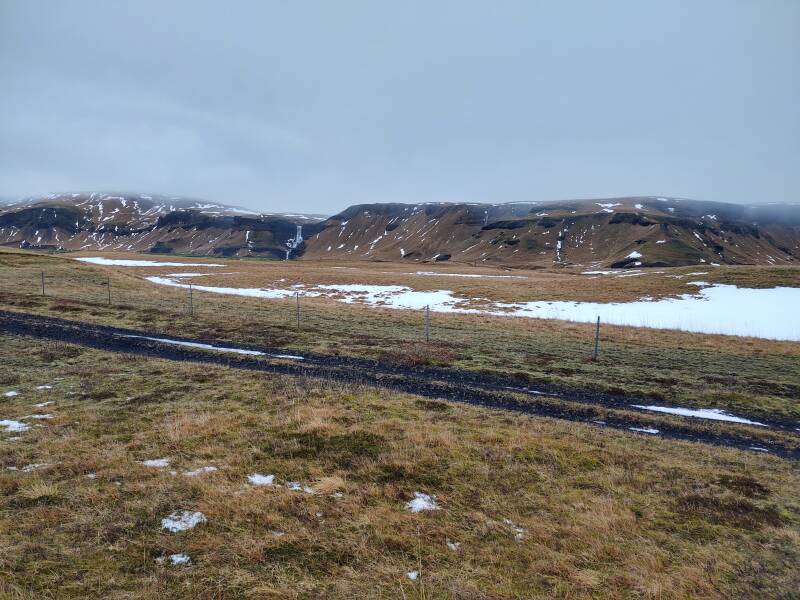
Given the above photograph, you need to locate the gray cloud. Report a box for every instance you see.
[1,0,798,213]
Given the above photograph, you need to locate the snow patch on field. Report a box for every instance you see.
[170,553,191,565]
[121,334,303,360]
[410,271,527,279]
[248,473,276,486]
[184,466,218,477]
[7,463,50,472]
[3,391,19,397]
[75,257,223,267]
[139,458,170,468]
[157,553,191,566]
[21,463,50,472]
[406,492,440,512]
[632,405,766,426]
[144,274,800,341]
[629,427,660,434]
[161,511,207,532]
[287,481,315,494]
[0,420,29,432]
[582,270,642,276]
[164,272,232,278]
[503,519,526,541]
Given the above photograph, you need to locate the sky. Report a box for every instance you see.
[1,1,798,214]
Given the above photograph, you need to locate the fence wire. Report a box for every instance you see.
[0,265,606,364]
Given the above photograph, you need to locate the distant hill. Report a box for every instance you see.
[0,192,326,259]
[303,197,800,267]
[1,193,798,267]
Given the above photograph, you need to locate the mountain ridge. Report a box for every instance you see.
[2,193,799,267]
[305,197,800,267]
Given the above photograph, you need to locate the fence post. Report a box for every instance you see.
[592,316,600,360]
[188,284,193,315]
[425,304,430,343]
[295,291,300,329]
[107,276,111,305]
[41,271,45,296]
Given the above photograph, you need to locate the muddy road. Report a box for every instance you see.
[1,309,797,459]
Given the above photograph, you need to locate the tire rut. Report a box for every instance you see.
[1,309,797,460]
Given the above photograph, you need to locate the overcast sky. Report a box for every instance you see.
[1,1,798,213]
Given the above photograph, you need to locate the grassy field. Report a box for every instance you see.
[1,333,799,599]
[1,249,799,424]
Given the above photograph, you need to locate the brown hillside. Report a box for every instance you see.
[303,197,800,268]
[2,193,798,268]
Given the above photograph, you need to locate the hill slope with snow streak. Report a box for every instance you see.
[2,194,798,267]
[303,197,800,268]
[0,192,325,259]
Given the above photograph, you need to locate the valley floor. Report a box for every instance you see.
[1,250,799,423]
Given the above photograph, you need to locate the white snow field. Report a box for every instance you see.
[75,257,223,267]
[144,273,800,341]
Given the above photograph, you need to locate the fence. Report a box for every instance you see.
[0,265,605,360]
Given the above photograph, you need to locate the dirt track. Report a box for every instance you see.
[1,309,797,459]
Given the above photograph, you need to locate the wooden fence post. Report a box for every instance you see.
[425,304,430,343]
[593,316,600,360]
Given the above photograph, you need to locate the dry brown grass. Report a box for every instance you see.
[0,334,798,598]
[1,248,799,424]
[55,249,798,301]
[8,247,799,304]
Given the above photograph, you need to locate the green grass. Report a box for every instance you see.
[0,334,799,598]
